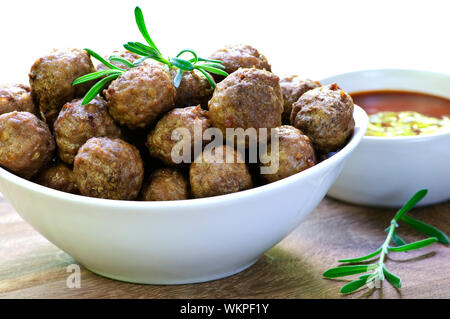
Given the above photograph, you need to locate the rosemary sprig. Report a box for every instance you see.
[323,189,449,295]
[124,6,228,89]
[73,6,227,105]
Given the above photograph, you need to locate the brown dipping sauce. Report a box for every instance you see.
[350,90,450,118]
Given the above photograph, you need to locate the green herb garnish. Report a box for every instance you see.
[323,189,449,295]
[72,49,126,105]
[124,7,227,88]
[73,6,227,105]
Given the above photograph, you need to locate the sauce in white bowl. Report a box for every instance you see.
[352,90,450,137]
[323,69,450,207]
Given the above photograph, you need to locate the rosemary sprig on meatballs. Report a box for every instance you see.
[73,6,227,106]
[125,7,227,89]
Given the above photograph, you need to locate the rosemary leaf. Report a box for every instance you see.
[81,74,119,106]
[323,264,377,278]
[198,65,229,77]
[177,49,198,63]
[394,189,428,222]
[388,237,437,252]
[73,70,122,85]
[84,48,124,71]
[123,43,152,57]
[134,6,161,55]
[197,62,227,70]
[340,278,368,294]
[108,56,136,68]
[382,266,402,288]
[132,42,161,57]
[338,248,382,263]
[196,68,216,90]
[169,57,194,71]
[400,215,450,245]
[173,69,184,88]
[196,57,223,63]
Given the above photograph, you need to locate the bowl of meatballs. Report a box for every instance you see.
[0,44,367,284]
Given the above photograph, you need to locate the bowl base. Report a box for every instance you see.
[82,258,259,285]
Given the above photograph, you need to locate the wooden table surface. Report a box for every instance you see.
[0,193,448,299]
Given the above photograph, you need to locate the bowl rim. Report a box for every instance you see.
[320,68,450,142]
[0,106,368,209]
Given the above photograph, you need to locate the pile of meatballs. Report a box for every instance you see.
[0,44,355,201]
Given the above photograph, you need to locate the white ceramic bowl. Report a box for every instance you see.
[0,107,367,284]
[323,69,450,207]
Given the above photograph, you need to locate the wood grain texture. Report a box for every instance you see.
[0,193,449,299]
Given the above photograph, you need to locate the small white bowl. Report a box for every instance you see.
[322,69,450,207]
[0,107,367,284]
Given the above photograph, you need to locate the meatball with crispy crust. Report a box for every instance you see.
[169,69,214,108]
[0,84,36,115]
[29,48,95,126]
[280,76,321,124]
[54,97,121,164]
[190,145,253,198]
[0,112,55,179]
[259,125,316,183]
[141,168,190,201]
[209,44,271,82]
[105,63,176,129]
[73,137,144,200]
[146,106,211,166]
[291,83,355,154]
[34,163,79,194]
[208,68,283,146]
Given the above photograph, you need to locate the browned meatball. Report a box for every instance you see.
[146,106,211,165]
[190,145,253,198]
[291,83,355,154]
[73,137,144,200]
[280,76,321,124]
[54,97,121,164]
[0,112,55,179]
[259,126,316,183]
[29,48,95,126]
[208,68,283,146]
[34,163,79,194]
[141,168,189,201]
[105,63,176,129]
[0,84,36,115]
[209,44,271,81]
[169,69,214,108]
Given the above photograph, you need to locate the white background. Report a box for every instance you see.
[0,0,448,85]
